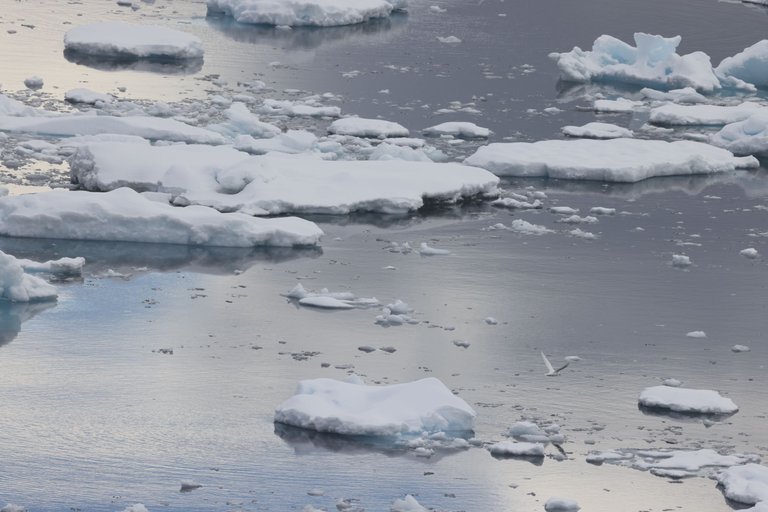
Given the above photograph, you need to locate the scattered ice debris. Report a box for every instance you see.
[180,480,202,492]
[235,131,320,156]
[453,340,471,348]
[717,463,768,506]
[593,98,644,113]
[464,139,757,182]
[23,76,43,90]
[544,497,581,512]
[70,142,500,215]
[0,188,323,247]
[429,5,446,13]
[550,33,723,92]
[376,300,417,326]
[507,421,563,444]
[741,248,760,259]
[711,110,768,156]
[589,448,759,480]
[491,193,542,209]
[211,102,282,139]
[207,0,406,27]
[489,441,545,458]
[0,250,58,302]
[391,495,428,512]
[328,117,409,138]
[672,254,693,268]
[562,122,633,139]
[437,35,462,44]
[418,243,450,256]
[716,40,768,89]
[274,377,476,436]
[258,99,340,117]
[423,122,490,138]
[64,88,114,105]
[286,283,378,309]
[494,220,554,235]
[732,344,751,352]
[64,22,203,60]
[686,330,707,338]
[663,378,683,387]
[557,215,597,225]
[649,102,764,126]
[638,385,739,415]
[640,87,707,104]
[485,317,498,325]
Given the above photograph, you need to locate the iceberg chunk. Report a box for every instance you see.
[64,22,204,60]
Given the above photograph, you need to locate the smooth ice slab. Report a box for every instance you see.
[207,0,405,27]
[638,385,738,414]
[0,188,323,247]
[464,138,758,183]
[649,102,765,126]
[70,142,500,215]
[64,22,204,60]
[549,33,722,92]
[328,117,409,138]
[274,377,476,436]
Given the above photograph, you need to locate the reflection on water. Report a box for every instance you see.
[205,13,407,51]
[0,238,322,275]
[63,50,204,75]
[500,169,768,200]
[0,301,57,347]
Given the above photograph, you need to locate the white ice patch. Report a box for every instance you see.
[711,110,768,156]
[423,122,490,138]
[258,98,341,117]
[64,22,203,60]
[640,87,708,104]
[328,117,409,138]
[70,142,500,215]
[672,254,693,267]
[286,283,378,309]
[17,257,85,277]
[649,102,765,126]
[638,385,738,415]
[64,88,114,105]
[544,497,581,512]
[0,251,58,302]
[464,139,757,183]
[549,33,722,92]
[209,102,282,139]
[274,377,476,436]
[686,330,706,338]
[207,0,405,27]
[488,441,545,457]
[717,463,768,506]
[593,98,644,113]
[0,188,323,247]
[741,248,760,259]
[562,122,633,139]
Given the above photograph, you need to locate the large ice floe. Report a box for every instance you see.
[464,139,758,182]
[638,385,739,415]
[710,110,768,156]
[649,102,766,126]
[717,464,768,507]
[0,188,323,247]
[69,141,500,215]
[550,32,763,91]
[0,250,58,302]
[206,0,407,27]
[274,377,476,436]
[64,22,204,60]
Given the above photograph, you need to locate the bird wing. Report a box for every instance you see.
[554,361,570,374]
[541,351,555,374]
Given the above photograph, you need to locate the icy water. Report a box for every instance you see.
[2,0,768,511]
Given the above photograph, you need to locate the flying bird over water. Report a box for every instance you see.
[541,351,569,376]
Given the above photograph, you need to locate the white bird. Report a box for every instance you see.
[541,351,569,376]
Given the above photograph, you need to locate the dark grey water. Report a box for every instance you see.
[2,0,768,511]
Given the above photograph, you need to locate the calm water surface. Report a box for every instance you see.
[1,1,768,511]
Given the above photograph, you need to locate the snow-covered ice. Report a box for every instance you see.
[464,139,757,182]
[672,254,693,267]
[391,495,428,512]
[732,344,751,352]
[562,122,633,139]
[0,250,58,302]
[638,385,739,415]
[207,0,406,27]
[64,22,204,60]
[686,330,707,338]
[274,377,476,436]
[544,497,581,512]
[716,40,768,89]
[328,117,409,138]
[593,98,644,113]
[70,142,500,215]
[649,102,765,126]
[717,463,768,505]
[741,248,760,259]
[640,87,707,104]
[711,110,768,156]
[64,88,114,105]
[0,188,323,247]
[549,33,722,92]
[423,122,490,138]
[488,441,545,457]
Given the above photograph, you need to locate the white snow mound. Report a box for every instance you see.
[274,377,476,436]
[64,22,203,60]
[638,385,738,414]
[717,463,768,505]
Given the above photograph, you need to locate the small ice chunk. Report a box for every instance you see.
[64,22,203,60]
[437,36,461,44]
[299,296,356,309]
[717,463,768,505]
[423,122,490,138]
[732,344,751,353]
[485,317,498,325]
[488,441,545,457]
[562,122,633,139]
[740,248,759,259]
[638,385,739,414]
[24,76,44,89]
[686,330,707,338]
[544,497,581,512]
[391,495,428,512]
[419,243,450,256]
[672,254,692,268]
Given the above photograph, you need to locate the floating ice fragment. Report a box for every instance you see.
[672,254,692,268]
[180,481,202,492]
[686,330,706,338]
[489,441,545,457]
[391,495,428,512]
[544,497,581,512]
[328,117,409,138]
[562,122,633,139]
[23,76,43,89]
[717,463,768,506]
[485,317,498,325]
[732,344,751,353]
[639,385,738,414]
[741,248,760,259]
[64,22,203,60]
[423,121,489,138]
[207,0,405,27]
[419,243,450,256]
[437,36,461,44]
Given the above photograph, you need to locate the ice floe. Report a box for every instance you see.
[273,377,476,436]
[285,283,379,309]
[464,139,758,182]
[64,88,115,105]
[716,40,768,89]
[544,497,580,512]
[638,385,738,415]
[0,188,323,247]
[589,448,760,479]
[391,495,428,512]
[488,441,545,458]
[207,0,406,27]
[328,117,409,138]
[64,22,204,60]
[0,250,58,302]
[717,463,768,506]
[640,87,708,104]
[711,110,768,156]
[741,248,760,259]
[70,142,500,215]
[561,122,633,139]
[649,102,765,126]
[422,122,490,138]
